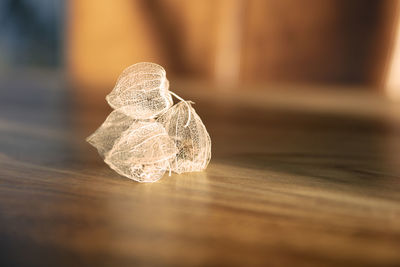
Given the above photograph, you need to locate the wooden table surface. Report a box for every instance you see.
[1,72,400,266]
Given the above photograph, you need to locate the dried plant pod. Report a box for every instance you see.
[106,62,173,119]
[104,121,177,182]
[106,121,177,165]
[157,101,211,174]
[86,109,138,158]
[86,110,177,182]
[87,62,212,182]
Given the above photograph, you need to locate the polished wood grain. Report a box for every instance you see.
[1,73,400,266]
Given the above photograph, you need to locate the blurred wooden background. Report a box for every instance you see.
[67,0,399,90]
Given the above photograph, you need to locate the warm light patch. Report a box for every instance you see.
[386,3,400,100]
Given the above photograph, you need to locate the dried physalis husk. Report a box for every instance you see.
[86,109,137,158]
[87,62,211,182]
[104,121,177,182]
[106,62,173,119]
[157,101,211,174]
[87,109,177,182]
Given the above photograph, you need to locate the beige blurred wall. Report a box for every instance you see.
[67,0,397,91]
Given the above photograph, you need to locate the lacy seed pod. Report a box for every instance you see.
[104,121,177,182]
[157,101,211,174]
[87,110,177,182]
[86,109,138,158]
[87,62,212,183]
[106,62,173,119]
